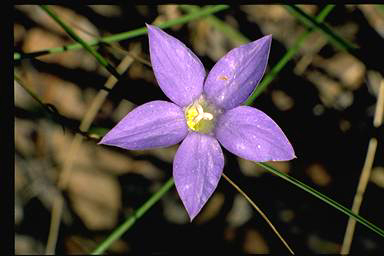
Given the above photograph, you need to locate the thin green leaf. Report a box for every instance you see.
[14,5,229,61]
[39,5,121,79]
[246,5,335,104]
[257,162,384,238]
[284,5,359,52]
[91,178,174,255]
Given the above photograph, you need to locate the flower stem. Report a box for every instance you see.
[91,178,174,255]
[222,173,294,255]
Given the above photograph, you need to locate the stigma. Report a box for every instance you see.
[185,95,220,134]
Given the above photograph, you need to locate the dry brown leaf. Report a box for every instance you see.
[23,71,87,120]
[156,5,182,30]
[14,118,37,157]
[359,5,384,37]
[22,27,98,70]
[306,163,332,186]
[226,194,253,227]
[271,89,295,111]
[89,5,122,17]
[14,23,26,46]
[16,5,99,41]
[15,234,44,255]
[243,229,269,254]
[371,167,384,188]
[195,192,225,224]
[315,53,365,90]
[68,169,121,230]
[238,158,291,177]
[238,158,264,177]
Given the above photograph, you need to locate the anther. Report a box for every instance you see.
[192,103,213,123]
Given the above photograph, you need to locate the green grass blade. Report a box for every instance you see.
[257,162,384,238]
[245,5,335,104]
[91,178,174,255]
[284,5,359,52]
[39,5,121,79]
[15,5,229,61]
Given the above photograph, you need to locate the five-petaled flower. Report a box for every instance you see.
[99,24,295,220]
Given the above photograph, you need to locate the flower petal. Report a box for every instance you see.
[173,132,224,221]
[99,101,188,150]
[147,24,205,107]
[204,35,272,110]
[215,106,295,162]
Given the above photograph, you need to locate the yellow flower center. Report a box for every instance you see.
[184,95,220,134]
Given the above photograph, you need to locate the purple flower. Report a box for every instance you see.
[100,24,295,220]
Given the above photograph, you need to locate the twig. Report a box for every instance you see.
[341,79,384,254]
[106,46,152,68]
[45,49,139,254]
[222,173,295,255]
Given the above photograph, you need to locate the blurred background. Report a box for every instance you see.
[14,5,384,254]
